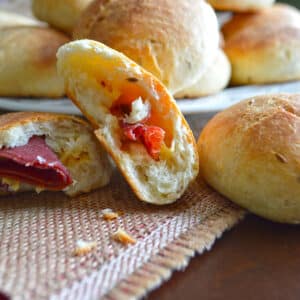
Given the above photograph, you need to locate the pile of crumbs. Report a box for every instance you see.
[72,209,135,256]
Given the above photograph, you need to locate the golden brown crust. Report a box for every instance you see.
[198,94,300,223]
[32,0,93,34]
[222,4,300,41]
[73,0,219,94]
[222,5,300,84]
[0,112,88,132]
[0,26,69,97]
[226,26,300,53]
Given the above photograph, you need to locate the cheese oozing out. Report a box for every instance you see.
[124,97,150,124]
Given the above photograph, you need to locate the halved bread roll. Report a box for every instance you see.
[175,49,231,98]
[0,112,112,196]
[0,26,69,97]
[73,0,219,95]
[32,0,93,34]
[223,4,300,85]
[207,0,275,12]
[57,40,199,204]
[198,94,300,224]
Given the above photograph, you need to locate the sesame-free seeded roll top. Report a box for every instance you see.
[57,40,199,204]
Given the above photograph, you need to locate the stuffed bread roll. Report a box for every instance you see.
[0,112,112,196]
[57,40,199,204]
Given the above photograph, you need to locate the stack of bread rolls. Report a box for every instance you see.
[1,0,300,99]
[0,0,232,99]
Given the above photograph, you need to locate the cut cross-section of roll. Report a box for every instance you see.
[0,112,113,196]
[57,40,199,204]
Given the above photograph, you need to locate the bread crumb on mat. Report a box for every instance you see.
[112,228,136,245]
[101,208,119,220]
[73,240,97,256]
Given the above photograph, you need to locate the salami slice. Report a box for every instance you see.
[0,136,72,190]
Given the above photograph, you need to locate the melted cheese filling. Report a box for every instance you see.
[124,97,150,124]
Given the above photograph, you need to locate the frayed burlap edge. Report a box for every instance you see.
[105,205,245,300]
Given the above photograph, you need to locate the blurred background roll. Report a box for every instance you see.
[73,0,220,95]
[175,49,231,98]
[0,26,69,97]
[32,0,93,34]
[223,4,300,85]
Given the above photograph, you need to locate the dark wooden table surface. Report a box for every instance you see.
[148,114,300,300]
[149,214,300,300]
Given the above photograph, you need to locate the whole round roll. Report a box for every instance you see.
[73,0,219,95]
[207,0,275,12]
[0,26,69,97]
[223,5,300,85]
[198,94,300,224]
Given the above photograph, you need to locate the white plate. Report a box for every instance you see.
[0,81,299,116]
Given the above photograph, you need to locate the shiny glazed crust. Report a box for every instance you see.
[0,26,69,97]
[198,94,300,224]
[73,0,219,94]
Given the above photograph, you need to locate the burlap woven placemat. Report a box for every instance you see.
[0,2,245,299]
[0,172,244,300]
